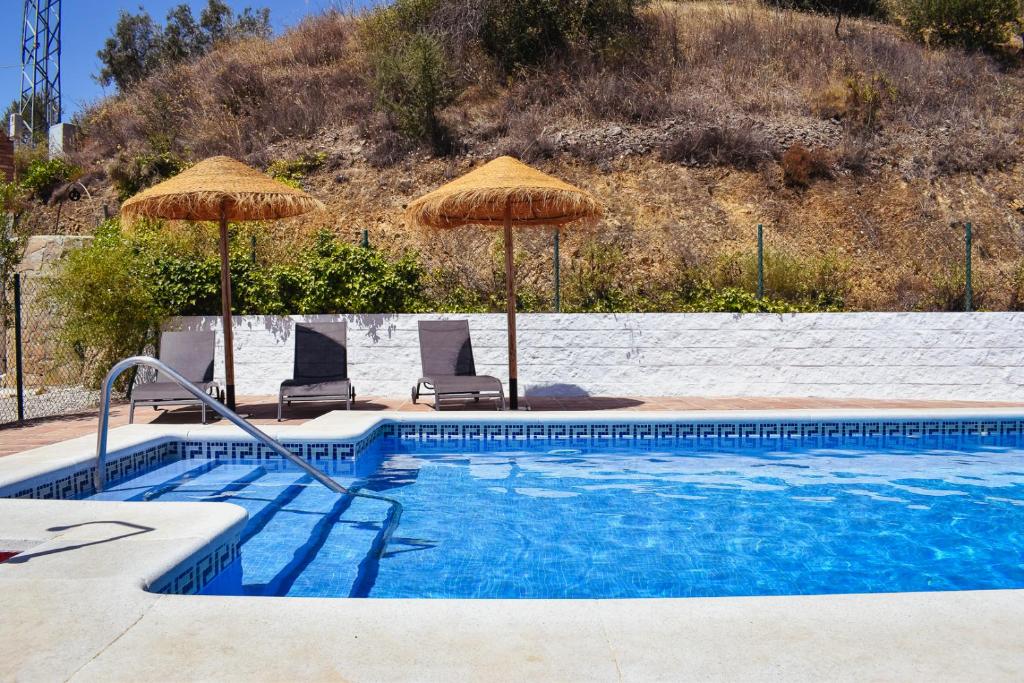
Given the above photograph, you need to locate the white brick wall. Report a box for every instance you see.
[168,313,1024,401]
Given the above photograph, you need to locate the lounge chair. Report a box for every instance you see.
[412,320,505,410]
[278,322,355,420]
[130,331,222,423]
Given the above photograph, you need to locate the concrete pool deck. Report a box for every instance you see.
[2,408,1024,680]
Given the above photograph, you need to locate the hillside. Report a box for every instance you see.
[41,0,1024,311]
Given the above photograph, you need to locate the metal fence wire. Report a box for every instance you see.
[1,274,99,425]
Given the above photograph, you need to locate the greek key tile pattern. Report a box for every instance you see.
[5,441,179,501]
[149,536,240,595]
[388,418,1024,444]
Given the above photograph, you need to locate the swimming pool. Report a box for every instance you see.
[86,421,1024,599]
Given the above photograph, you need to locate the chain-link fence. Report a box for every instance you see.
[1,274,99,425]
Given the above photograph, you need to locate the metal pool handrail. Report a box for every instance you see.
[94,356,404,559]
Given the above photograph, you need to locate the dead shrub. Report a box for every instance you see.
[782,143,833,187]
[933,131,1019,176]
[495,108,559,163]
[836,135,874,175]
[660,122,775,170]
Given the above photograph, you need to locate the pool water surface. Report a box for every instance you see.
[89,435,1024,598]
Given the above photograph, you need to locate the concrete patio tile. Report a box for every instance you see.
[0,579,163,682]
[597,591,1024,682]
[73,598,621,683]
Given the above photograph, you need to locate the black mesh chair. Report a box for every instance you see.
[412,320,504,410]
[278,322,355,420]
[131,331,222,423]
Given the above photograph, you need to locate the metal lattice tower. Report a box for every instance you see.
[20,0,62,139]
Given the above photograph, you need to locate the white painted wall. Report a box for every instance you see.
[167,313,1024,401]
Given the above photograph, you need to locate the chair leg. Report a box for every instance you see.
[129,400,135,424]
[277,392,284,421]
[201,403,206,425]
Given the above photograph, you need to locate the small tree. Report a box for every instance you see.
[372,33,455,147]
[96,1,272,91]
[96,10,164,91]
[890,0,1021,50]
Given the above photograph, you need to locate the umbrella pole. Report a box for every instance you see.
[503,201,518,410]
[218,206,237,411]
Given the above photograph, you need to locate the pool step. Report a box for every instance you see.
[226,471,310,542]
[283,495,394,598]
[239,484,351,596]
[89,460,216,502]
[144,463,267,503]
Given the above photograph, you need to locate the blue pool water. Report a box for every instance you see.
[90,434,1024,598]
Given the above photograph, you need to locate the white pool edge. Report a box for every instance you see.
[2,408,1024,681]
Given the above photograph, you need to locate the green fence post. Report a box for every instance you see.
[553,229,561,313]
[756,224,764,300]
[965,222,972,312]
[250,235,257,264]
[361,229,369,249]
[13,273,24,424]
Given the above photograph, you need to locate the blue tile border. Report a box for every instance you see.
[7,441,180,501]
[149,535,240,595]
[6,417,1024,504]
[388,418,1024,442]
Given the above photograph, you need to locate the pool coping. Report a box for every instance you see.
[2,408,1024,680]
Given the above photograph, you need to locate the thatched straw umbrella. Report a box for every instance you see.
[121,155,324,411]
[406,156,602,409]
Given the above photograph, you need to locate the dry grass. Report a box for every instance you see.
[81,10,371,165]
[52,0,1024,312]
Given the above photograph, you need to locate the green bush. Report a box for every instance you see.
[371,33,455,147]
[45,221,165,389]
[678,285,810,313]
[19,156,81,201]
[277,230,423,314]
[482,0,644,74]
[889,0,1020,50]
[109,148,187,200]
[266,152,326,188]
[712,247,848,310]
[48,222,426,385]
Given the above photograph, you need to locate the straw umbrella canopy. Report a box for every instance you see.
[121,155,324,411]
[406,156,602,409]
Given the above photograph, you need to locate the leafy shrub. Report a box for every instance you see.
[45,221,165,389]
[926,264,986,311]
[561,241,636,312]
[888,0,1020,50]
[19,157,81,202]
[481,0,645,74]
[48,222,425,385]
[781,143,834,187]
[277,231,423,313]
[817,72,897,133]
[678,285,810,313]
[713,247,849,310]
[266,152,326,188]
[108,148,187,199]
[370,33,455,148]
[660,123,775,169]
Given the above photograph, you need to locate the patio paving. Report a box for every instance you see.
[2,394,1023,458]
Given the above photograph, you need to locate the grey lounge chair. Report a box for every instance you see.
[130,331,222,423]
[278,322,355,421]
[412,320,505,410]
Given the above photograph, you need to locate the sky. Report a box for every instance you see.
[1,0,373,120]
